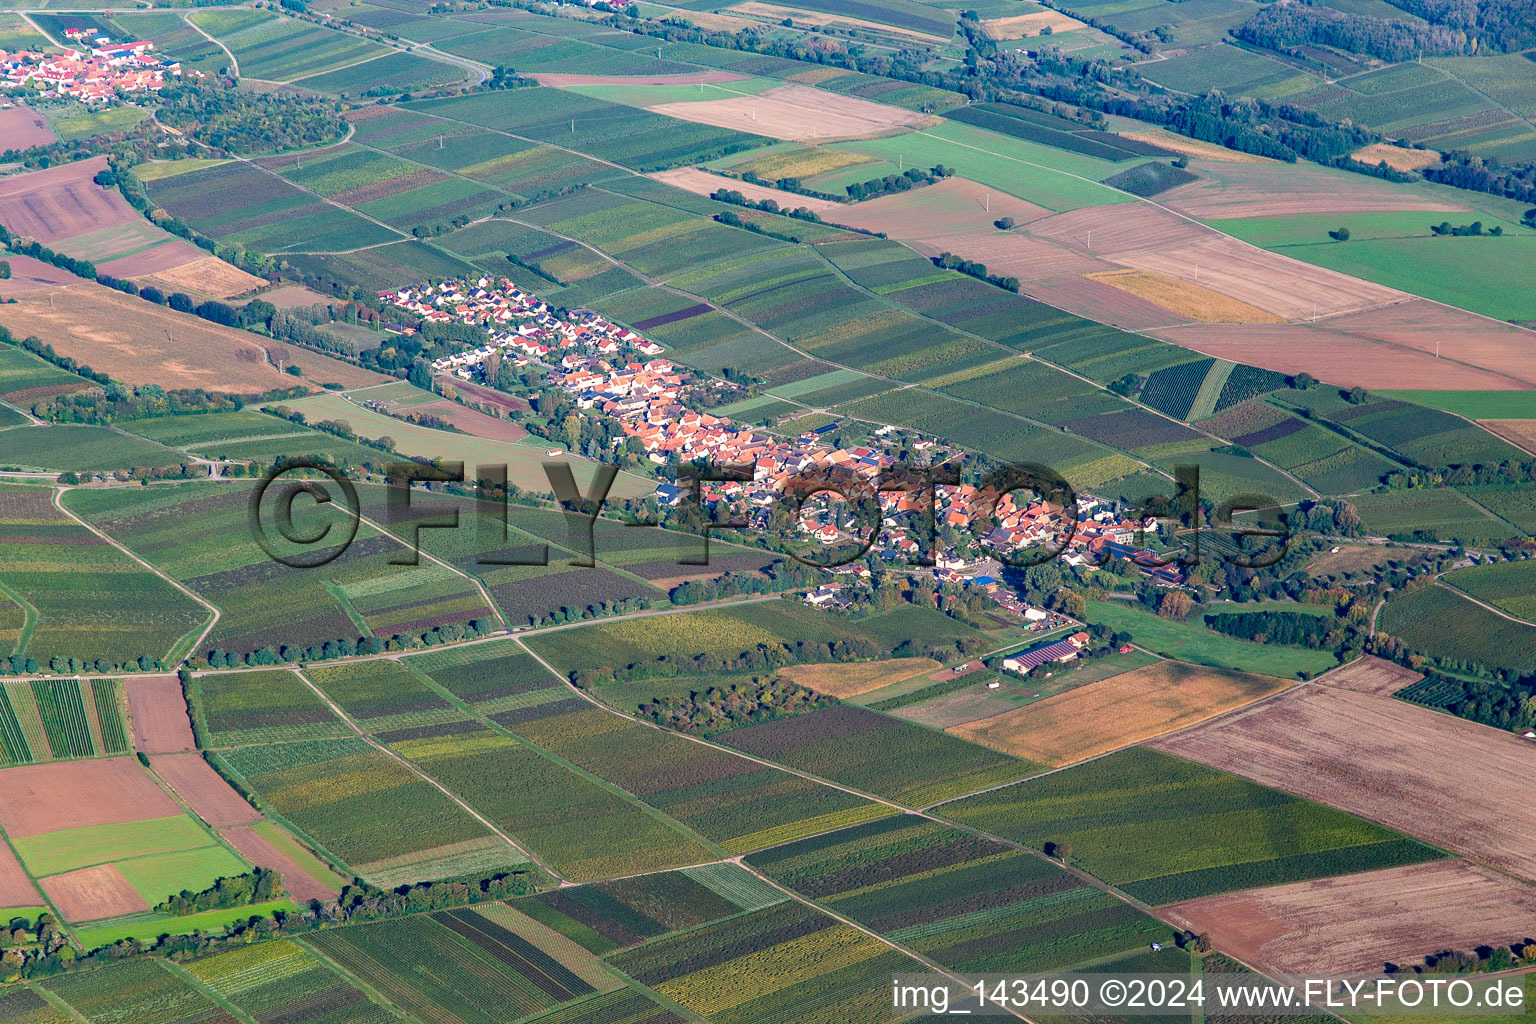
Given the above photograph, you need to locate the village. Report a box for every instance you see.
[0,33,179,104]
[385,276,1184,637]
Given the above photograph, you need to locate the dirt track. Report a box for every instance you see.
[1151,685,1536,882]
[1164,860,1536,975]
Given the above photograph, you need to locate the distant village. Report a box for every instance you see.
[384,276,1183,627]
[1,33,179,104]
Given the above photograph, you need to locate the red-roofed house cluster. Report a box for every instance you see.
[1,37,179,104]
[386,273,1186,593]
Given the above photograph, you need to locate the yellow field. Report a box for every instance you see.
[1352,143,1442,173]
[133,256,265,300]
[132,158,231,182]
[726,144,874,181]
[949,660,1292,766]
[1118,129,1278,164]
[1478,419,1536,455]
[781,658,941,698]
[1085,269,1286,323]
[785,66,857,85]
[982,10,1084,38]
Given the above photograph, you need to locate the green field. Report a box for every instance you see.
[1086,601,1339,677]
[190,9,391,82]
[1378,392,1536,419]
[1378,584,1536,677]
[944,747,1447,904]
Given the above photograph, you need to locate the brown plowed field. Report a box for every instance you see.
[1163,860,1536,975]
[0,842,41,909]
[128,255,264,300]
[983,10,1084,38]
[647,84,932,142]
[650,167,846,217]
[220,825,341,905]
[1150,685,1536,881]
[781,658,942,698]
[0,283,385,392]
[1480,420,1536,455]
[0,254,76,299]
[0,283,310,393]
[531,71,746,86]
[40,864,149,922]
[413,399,527,442]
[1148,321,1530,390]
[1320,300,1536,387]
[1025,205,1402,319]
[1160,161,1466,219]
[0,758,182,837]
[1317,656,1421,696]
[835,176,1053,235]
[151,754,262,828]
[953,661,1291,766]
[97,239,208,279]
[125,676,196,754]
[0,156,134,242]
[0,103,55,150]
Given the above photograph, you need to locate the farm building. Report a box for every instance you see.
[1002,640,1079,674]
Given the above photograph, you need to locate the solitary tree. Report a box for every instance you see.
[994,216,1015,230]
[1328,226,1350,241]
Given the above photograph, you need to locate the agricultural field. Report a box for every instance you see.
[1377,584,1536,678]
[943,747,1445,904]
[215,735,525,884]
[609,899,923,1024]
[950,661,1293,767]
[387,724,718,881]
[1152,682,1536,884]
[525,599,988,676]
[747,816,1170,973]
[716,703,1042,806]
[1085,601,1340,677]
[0,678,130,766]
[63,483,498,662]
[502,700,895,855]
[1442,559,1536,621]
[0,483,207,668]
[190,9,392,83]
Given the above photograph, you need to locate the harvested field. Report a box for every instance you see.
[0,283,311,394]
[1320,300,1536,387]
[40,864,149,922]
[0,758,182,838]
[1084,269,1284,323]
[1118,129,1276,164]
[836,174,1052,233]
[0,843,40,909]
[650,167,844,217]
[1161,162,1465,219]
[1149,321,1531,390]
[0,102,55,149]
[412,399,528,442]
[97,239,208,280]
[1352,143,1443,173]
[647,83,932,142]
[983,10,1085,38]
[259,283,335,308]
[125,676,196,754]
[130,256,265,300]
[530,71,747,87]
[780,657,942,698]
[150,754,262,829]
[1025,204,1401,320]
[0,254,76,298]
[1163,860,1536,975]
[0,156,136,243]
[1317,656,1421,696]
[731,1,951,41]
[220,824,342,905]
[951,661,1292,766]
[1151,685,1536,882]
[263,341,389,389]
[445,377,532,417]
[1480,419,1536,455]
